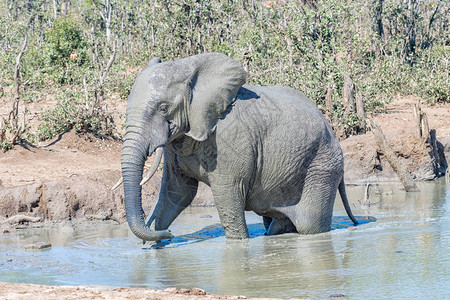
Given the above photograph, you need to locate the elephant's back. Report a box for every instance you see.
[234,85,343,211]
[236,84,329,137]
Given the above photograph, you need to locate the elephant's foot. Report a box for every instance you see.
[223,225,249,239]
[212,186,249,239]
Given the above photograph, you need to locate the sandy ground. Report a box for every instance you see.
[0,282,282,300]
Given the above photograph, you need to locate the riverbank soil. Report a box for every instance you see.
[0,96,449,297]
[341,97,450,182]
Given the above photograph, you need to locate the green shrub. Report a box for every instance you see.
[44,16,88,66]
[42,16,89,83]
[35,89,114,141]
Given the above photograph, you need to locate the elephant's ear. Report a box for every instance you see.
[185,53,247,141]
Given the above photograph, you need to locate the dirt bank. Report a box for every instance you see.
[0,131,213,226]
[341,97,449,183]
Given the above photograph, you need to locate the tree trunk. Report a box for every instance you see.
[9,36,28,145]
[373,0,384,40]
[370,119,419,192]
[325,84,334,114]
[52,0,58,18]
[406,0,417,60]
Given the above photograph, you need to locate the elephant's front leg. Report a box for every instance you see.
[147,151,198,231]
[211,182,249,239]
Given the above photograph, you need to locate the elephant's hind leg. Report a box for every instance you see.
[266,217,297,235]
[288,173,339,235]
[263,216,272,232]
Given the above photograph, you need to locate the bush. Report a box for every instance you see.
[42,16,89,83]
[35,89,114,141]
[45,16,88,66]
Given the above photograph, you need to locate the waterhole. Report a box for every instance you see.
[1,179,449,299]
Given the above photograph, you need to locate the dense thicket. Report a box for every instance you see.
[0,0,448,149]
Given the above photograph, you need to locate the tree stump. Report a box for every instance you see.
[413,101,444,177]
[341,74,366,135]
[342,74,356,113]
[325,84,334,114]
[356,91,366,122]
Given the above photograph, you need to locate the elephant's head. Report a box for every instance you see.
[121,53,247,241]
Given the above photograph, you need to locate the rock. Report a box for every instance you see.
[1,229,11,234]
[199,215,213,219]
[178,288,190,294]
[24,242,52,250]
[439,136,450,155]
[191,288,206,295]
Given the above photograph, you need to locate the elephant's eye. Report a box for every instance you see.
[158,104,169,114]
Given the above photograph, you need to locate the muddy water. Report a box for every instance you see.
[1,179,449,299]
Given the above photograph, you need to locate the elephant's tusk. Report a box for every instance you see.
[111,177,123,191]
[111,147,164,190]
[140,147,164,186]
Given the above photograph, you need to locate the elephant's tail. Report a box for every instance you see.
[338,179,359,225]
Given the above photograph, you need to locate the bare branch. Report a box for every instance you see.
[1,214,41,226]
[92,0,106,21]
[14,35,28,101]
[99,41,116,87]
[10,35,28,139]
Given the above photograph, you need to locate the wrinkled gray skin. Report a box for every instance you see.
[121,53,358,241]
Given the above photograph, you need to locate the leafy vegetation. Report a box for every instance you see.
[0,0,448,151]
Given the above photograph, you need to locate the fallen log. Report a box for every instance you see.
[1,214,41,226]
[369,119,419,192]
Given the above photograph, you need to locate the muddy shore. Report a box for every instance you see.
[0,282,284,299]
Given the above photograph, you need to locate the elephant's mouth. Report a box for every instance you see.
[168,120,187,142]
[168,121,176,135]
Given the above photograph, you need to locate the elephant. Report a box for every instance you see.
[119,52,358,242]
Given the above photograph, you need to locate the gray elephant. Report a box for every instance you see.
[120,53,358,242]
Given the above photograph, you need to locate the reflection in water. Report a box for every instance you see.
[0,179,449,298]
[220,234,342,298]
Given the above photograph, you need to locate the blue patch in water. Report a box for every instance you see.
[331,215,377,230]
[145,216,375,249]
[146,223,266,249]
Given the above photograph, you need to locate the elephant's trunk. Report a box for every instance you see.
[121,128,173,241]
